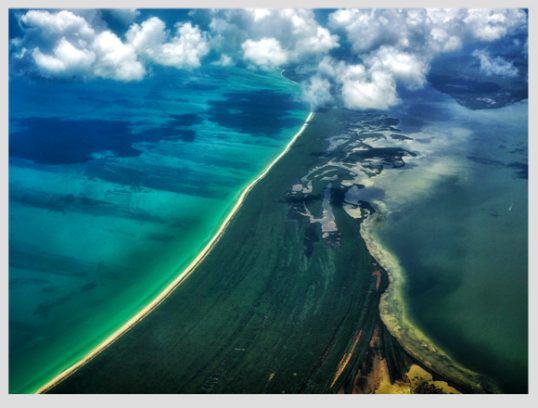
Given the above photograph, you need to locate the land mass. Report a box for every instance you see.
[45,108,491,394]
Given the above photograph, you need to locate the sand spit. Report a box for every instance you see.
[360,213,497,393]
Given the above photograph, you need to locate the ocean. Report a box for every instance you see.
[9,65,310,393]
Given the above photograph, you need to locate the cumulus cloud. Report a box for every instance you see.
[329,8,526,55]
[315,57,399,110]
[32,37,95,75]
[317,8,526,110]
[126,16,166,55]
[364,46,428,88]
[341,66,398,110]
[13,10,208,80]
[329,9,406,53]
[21,9,95,42]
[92,31,145,80]
[17,10,143,80]
[242,37,288,69]
[207,8,338,68]
[10,8,527,109]
[472,49,518,77]
[158,22,209,68]
[127,18,209,68]
[464,9,526,41]
[302,75,333,109]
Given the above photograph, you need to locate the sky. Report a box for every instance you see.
[9,8,528,110]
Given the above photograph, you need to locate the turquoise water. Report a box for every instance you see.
[375,90,527,393]
[9,66,309,393]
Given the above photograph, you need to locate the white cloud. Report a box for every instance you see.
[21,10,95,42]
[32,37,95,75]
[325,9,452,109]
[322,8,526,109]
[365,46,428,88]
[472,49,518,77]
[21,10,144,81]
[464,9,527,42]
[126,17,167,57]
[295,26,338,56]
[158,22,209,68]
[92,31,145,81]
[329,9,403,53]
[11,8,527,110]
[340,64,399,110]
[242,37,288,69]
[302,75,333,109]
[329,8,527,55]
[428,27,462,53]
[249,8,271,22]
[208,9,338,66]
[277,9,338,57]
[14,10,210,80]
[127,18,209,68]
[312,57,400,110]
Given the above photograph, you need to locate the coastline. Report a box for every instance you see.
[359,212,495,393]
[47,108,398,394]
[35,111,314,394]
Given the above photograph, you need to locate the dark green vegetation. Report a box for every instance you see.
[49,111,412,393]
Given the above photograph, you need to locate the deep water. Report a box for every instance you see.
[376,90,528,393]
[9,66,309,393]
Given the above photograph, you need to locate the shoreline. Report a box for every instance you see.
[359,212,496,393]
[35,111,315,394]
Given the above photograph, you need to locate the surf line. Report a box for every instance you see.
[36,111,315,394]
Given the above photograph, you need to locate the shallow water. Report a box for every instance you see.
[9,66,309,393]
[375,91,528,393]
